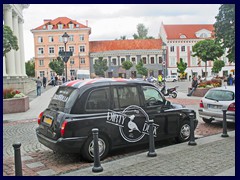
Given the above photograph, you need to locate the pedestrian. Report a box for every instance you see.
[189,75,191,81]
[43,76,47,89]
[187,75,198,96]
[36,76,42,96]
[51,75,55,86]
[55,75,58,86]
[71,76,74,81]
[62,76,65,84]
[158,74,163,86]
[227,74,234,86]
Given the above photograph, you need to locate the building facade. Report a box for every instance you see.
[159,23,235,78]
[31,17,91,81]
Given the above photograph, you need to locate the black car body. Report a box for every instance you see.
[36,78,198,161]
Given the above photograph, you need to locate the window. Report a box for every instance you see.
[69,46,74,53]
[38,48,44,55]
[86,88,110,111]
[80,58,85,64]
[131,57,136,64]
[170,46,174,52]
[191,57,197,66]
[150,57,155,64]
[181,46,185,52]
[39,71,45,77]
[59,47,64,52]
[70,59,74,64]
[113,86,140,109]
[49,47,54,54]
[200,33,208,38]
[112,58,117,66]
[79,46,85,52]
[69,35,74,42]
[158,57,163,64]
[170,57,176,66]
[69,23,74,29]
[142,57,147,64]
[79,35,84,41]
[39,60,44,66]
[142,86,164,106]
[180,34,187,38]
[58,24,63,29]
[120,58,125,65]
[47,25,53,30]
[48,36,54,42]
[38,37,43,43]
[59,36,63,42]
[70,70,75,77]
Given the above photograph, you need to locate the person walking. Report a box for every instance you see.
[43,76,47,89]
[158,74,163,86]
[187,75,198,96]
[36,76,42,96]
[227,74,234,85]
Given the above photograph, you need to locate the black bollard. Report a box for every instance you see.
[221,110,229,137]
[188,113,197,146]
[12,142,23,176]
[147,119,157,157]
[92,128,103,173]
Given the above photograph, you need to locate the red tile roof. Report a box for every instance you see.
[32,17,88,30]
[89,39,162,52]
[163,24,214,39]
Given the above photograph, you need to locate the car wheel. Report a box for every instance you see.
[81,134,109,162]
[202,118,212,124]
[173,79,177,82]
[171,92,177,98]
[175,121,191,143]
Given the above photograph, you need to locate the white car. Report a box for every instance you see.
[198,86,235,123]
[165,75,178,82]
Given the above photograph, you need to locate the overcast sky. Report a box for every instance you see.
[22,4,221,61]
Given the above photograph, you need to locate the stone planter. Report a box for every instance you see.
[188,87,212,97]
[3,96,29,114]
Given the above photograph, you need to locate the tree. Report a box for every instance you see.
[133,23,155,39]
[214,4,235,62]
[120,36,127,40]
[122,60,133,78]
[136,59,148,77]
[212,60,225,74]
[49,57,64,75]
[3,25,19,57]
[192,39,224,79]
[176,58,187,79]
[93,57,108,77]
[25,58,35,77]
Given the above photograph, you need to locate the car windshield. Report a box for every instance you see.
[205,90,234,101]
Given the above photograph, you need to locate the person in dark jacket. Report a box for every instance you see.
[42,76,47,89]
[187,76,198,96]
[227,74,234,86]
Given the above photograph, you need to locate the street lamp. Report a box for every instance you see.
[162,42,167,80]
[62,32,69,81]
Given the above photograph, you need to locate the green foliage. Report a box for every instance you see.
[214,4,235,62]
[176,58,187,74]
[133,23,155,39]
[122,60,133,70]
[136,59,148,76]
[212,60,225,73]
[192,39,224,63]
[3,89,24,99]
[93,57,108,77]
[25,59,35,77]
[49,57,64,75]
[3,25,19,56]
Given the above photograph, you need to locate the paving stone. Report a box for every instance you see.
[21,155,33,161]
[37,169,56,176]
[26,162,44,168]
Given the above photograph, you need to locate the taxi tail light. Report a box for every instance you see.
[61,120,68,137]
[227,103,235,111]
[199,100,204,108]
[38,112,44,124]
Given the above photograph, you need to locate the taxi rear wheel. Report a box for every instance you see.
[81,135,109,162]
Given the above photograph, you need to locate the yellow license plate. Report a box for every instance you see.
[43,117,53,125]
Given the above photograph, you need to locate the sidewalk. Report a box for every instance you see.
[3,86,58,122]
[62,131,235,176]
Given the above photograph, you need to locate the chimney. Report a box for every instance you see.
[44,19,52,24]
[86,20,88,27]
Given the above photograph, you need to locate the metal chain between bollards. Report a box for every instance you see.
[147,119,157,157]
[221,110,229,137]
[12,142,23,176]
[92,128,103,173]
[188,113,197,146]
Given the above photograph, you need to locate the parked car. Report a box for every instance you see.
[198,86,235,124]
[36,78,198,162]
[165,75,178,82]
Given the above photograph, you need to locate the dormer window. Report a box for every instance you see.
[69,23,74,29]
[180,34,187,38]
[58,24,63,29]
[47,24,53,30]
[200,33,208,38]
[43,25,46,30]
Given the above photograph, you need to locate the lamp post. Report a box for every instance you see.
[62,32,69,81]
[162,42,167,80]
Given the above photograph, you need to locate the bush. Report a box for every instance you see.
[3,89,25,99]
[198,79,221,88]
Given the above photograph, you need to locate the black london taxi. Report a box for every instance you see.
[36,78,198,162]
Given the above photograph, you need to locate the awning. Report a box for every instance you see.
[230,69,235,72]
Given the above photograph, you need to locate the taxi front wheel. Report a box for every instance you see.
[81,135,109,162]
[175,121,191,143]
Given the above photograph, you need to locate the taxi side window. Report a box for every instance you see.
[85,88,110,111]
[113,86,140,109]
[142,86,164,106]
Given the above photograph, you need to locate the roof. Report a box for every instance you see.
[89,39,162,53]
[163,24,214,39]
[63,78,149,88]
[32,17,88,31]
